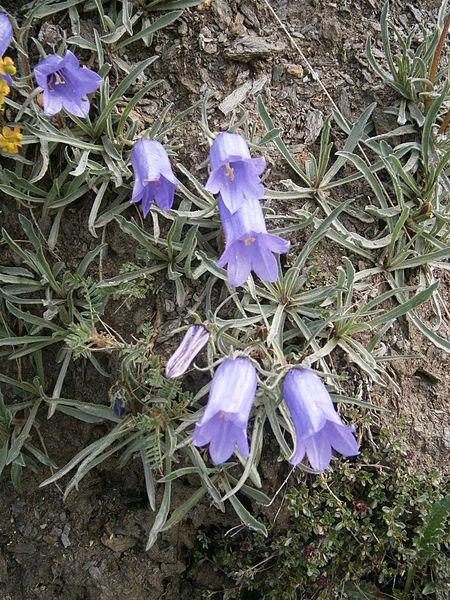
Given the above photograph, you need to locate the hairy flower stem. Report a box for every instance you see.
[425,12,450,112]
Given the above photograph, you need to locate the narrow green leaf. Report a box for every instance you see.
[94,56,158,136]
[7,401,41,465]
[115,11,183,50]
[224,478,268,536]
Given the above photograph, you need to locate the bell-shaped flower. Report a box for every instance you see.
[283,369,359,472]
[0,14,13,57]
[34,50,103,118]
[217,196,290,287]
[131,139,177,216]
[192,357,257,464]
[165,325,209,379]
[205,132,265,214]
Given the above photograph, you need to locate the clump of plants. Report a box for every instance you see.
[192,428,449,599]
[0,0,448,563]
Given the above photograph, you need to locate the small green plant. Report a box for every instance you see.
[111,261,157,304]
[366,0,449,123]
[192,430,449,599]
[0,386,56,489]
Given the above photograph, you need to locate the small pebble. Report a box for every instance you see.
[285,64,304,78]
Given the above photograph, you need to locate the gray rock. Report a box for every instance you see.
[225,35,286,63]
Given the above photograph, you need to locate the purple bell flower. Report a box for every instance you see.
[205,132,266,214]
[192,357,257,464]
[217,196,290,287]
[283,369,359,472]
[131,139,177,216]
[0,14,13,57]
[34,50,102,117]
[113,398,128,417]
[165,325,209,379]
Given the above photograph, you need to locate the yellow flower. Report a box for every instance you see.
[0,56,16,77]
[0,77,10,97]
[0,78,10,112]
[0,126,22,154]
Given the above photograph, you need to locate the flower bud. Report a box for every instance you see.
[165,325,209,379]
[205,132,266,213]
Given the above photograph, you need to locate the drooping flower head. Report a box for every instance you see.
[165,325,209,379]
[205,132,266,214]
[0,14,13,57]
[217,196,290,287]
[131,139,177,216]
[34,50,103,117]
[283,369,359,472]
[192,357,257,464]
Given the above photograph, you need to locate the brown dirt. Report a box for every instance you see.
[0,1,448,598]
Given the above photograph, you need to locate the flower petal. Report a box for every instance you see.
[205,167,225,194]
[305,429,332,472]
[218,196,267,241]
[209,131,251,170]
[245,156,266,176]
[201,358,257,424]
[192,416,216,447]
[33,50,101,118]
[206,133,265,212]
[165,325,209,379]
[208,419,237,464]
[232,160,265,199]
[283,369,340,440]
[258,233,291,254]
[154,176,176,211]
[0,71,12,86]
[251,240,279,282]
[215,169,246,214]
[140,185,156,217]
[225,241,252,287]
[192,358,256,465]
[34,54,64,87]
[61,49,80,71]
[0,14,13,57]
[289,439,306,466]
[42,90,63,116]
[326,422,360,457]
[68,65,103,94]
[234,428,250,459]
[216,244,232,268]
[59,87,90,117]
[131,178,144,202]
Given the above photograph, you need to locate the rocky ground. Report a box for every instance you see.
[0,1,448,598]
